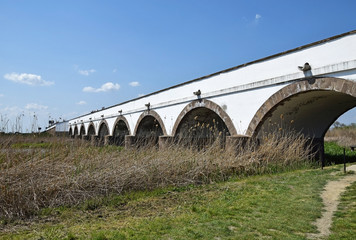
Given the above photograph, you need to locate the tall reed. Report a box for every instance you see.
[0,132,313,219]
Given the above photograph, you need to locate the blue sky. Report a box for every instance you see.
[0,0,355,132]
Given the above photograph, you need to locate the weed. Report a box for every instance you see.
[0,132,313,220]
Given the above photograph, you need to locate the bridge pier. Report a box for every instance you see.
[309,138,325,167]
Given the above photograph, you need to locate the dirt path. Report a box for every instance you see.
[308,165,356,239]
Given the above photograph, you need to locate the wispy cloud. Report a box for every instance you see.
[83,82,120,93]
[255,14,262,23]
[25,103,48,110]
[77,100,87,105]
[0,94,4,97]
[78,69,96,76]
[4,73,54,86]
[129,81,140,87]
[113,68,117,73]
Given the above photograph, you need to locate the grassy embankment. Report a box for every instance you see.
[0,128,355,239]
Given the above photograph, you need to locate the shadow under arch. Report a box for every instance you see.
[79,124,85,136]
[172,99,237,148]
[87,122,96,136]
[73,126,79,136]
[68,127,73,136]
[246,77,356,140]
[134,110,167,147]
[172,99,237,136]
[112,116,131,146]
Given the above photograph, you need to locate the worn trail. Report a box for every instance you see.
[308,165,356,239]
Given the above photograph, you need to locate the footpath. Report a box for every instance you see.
[308,165,356,239]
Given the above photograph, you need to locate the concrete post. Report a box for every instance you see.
[125,135,136,149]
[158,136,174,149]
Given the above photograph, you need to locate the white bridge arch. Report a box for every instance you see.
[56,30,356,155]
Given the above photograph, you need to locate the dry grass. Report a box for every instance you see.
[0,133,313,219]
[325,127,356,147]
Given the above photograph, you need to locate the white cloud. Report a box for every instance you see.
[77,100,86,105]
[83,82,120,93]
[4,73,54,86]
[138,93,145,97]
[25,103,48,110]
[255,14,262,23]
[78,69,96,76]
[129,81,140,87]
[0,94,4,97]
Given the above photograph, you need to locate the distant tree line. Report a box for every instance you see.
[332,121,356,129]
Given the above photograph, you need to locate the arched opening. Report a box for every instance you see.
[98,121,109,145]
[135,115,164,147]
[87,124,96,136]
[253,90,356,139]
[174,107,231,148]
[73,126,78,136]
[79,125,85,136]
[172,99,236,148]
[68,127,73,136]
[247,77,356,160]
[113,117,130,146]
[324,107,356,164]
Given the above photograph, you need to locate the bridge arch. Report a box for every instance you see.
[68,127,73,136]
[172,99,237,137]
[112,116,131,146]
[247,77,356,139]
[79,124,85,136]
[134,110,167,146]
[172,99,237,146]
[87,122,96,136]
[73,126,78,136]
[98,120,109,137]
[98,120,110,145]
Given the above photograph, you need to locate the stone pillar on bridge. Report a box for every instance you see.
[226,135,251,153]
[309,138,325,167]
[125,135,136,149]
[158,136,174,149]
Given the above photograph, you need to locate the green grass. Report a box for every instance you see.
[0,166,343,240]
[10,142,54,149]
[324,141,356,165]
[328,181,356,240]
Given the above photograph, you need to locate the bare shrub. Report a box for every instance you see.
[325,127,356,147]
[0,132,313,219]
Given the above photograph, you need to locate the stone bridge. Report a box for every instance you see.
[55,30,356,157]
